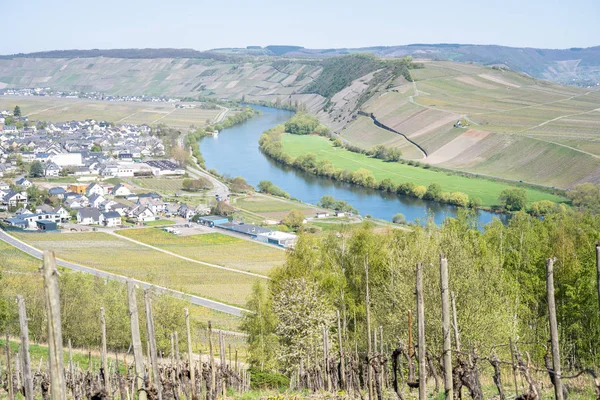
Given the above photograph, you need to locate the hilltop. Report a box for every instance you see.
[0,51,598,188]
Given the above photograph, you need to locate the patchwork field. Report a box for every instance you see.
[0,96,220,129]
[131,178,186,193]
[0,239,242,330]
[340,61,600,188]
[10,231,265,307]
[234,194,323,219]
[281,134,567,207]
[116,229,285,275]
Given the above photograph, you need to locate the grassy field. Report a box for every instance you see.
[10,231,264,307]
[131,178,185,193]
[0,96,221,129]
[281,134,567,208]
[234,195,321,220]
[116,229,285,275]
[0,238,242,330]
[144,219,176,226]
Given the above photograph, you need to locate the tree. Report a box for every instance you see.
[392,213,406,224]
[182,178,212,192]
[411,185,427,199]
[468,197,482,209]
[229,177,254,193]
[272,278,335,373]
[282,210,306,230]
[318,195,336,209]
[385,148,402,162]
[241,282,279,371]
[567,183,600,212]
[530,200,557,216]
[424,183,442,201]
[29,161,44,178]
[211,201,235,217]
[449,192,469,207]
[13,105,21,117]
[90,144,102,153]
[172,146,188,166]
[284,113,320,135]
[351,168,376,187]
[499,188,528,211]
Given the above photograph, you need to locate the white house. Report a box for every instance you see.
[15,178,32,188]
[111,184,131,197]
[0,181,10,191]
[53,206,70,222]
[77,208,101,225]
[99,211,122,227]
[44,162,61,177]
[2,190,28,207]
[87,193,106,208]
[86,182,105,197]
[130,205,155,222]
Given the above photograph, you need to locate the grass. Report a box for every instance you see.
[131,178,185,193]
[0,237,243,331]
[116,229,285,275]
[144,219,176,226]
[235,195,314,214]
[10,231,263,307]
[281,134,567,208]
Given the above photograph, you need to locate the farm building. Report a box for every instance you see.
[197,215,229,227]
[217,222,271,237]
[315,212,329,218]
[36,220,57,231]
[256,231,297,248]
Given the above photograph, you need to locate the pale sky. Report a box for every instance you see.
[2,0,598,54]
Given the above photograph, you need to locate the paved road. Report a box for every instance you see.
[186,164,230,200]
[0,230,248,317]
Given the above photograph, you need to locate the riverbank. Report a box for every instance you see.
[259,125,567,209]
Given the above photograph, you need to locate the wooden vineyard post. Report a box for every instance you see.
[17,295,33,400]
[546,258,564,400]
[100,307,111,393]
[323,327,331,392]
[440,255,453,399]
[365,258,374,400]
[185,308,197,400]
[219,331,226,397]
[596,243,600,316]
[337,310,346,391]
[144,289,162,400]
[42,250,66,399]
[127,280,146,400]
[6,335,14,400]
[208,322,216,400]
[416,262,426,400]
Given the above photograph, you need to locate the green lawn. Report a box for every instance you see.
[235,195,313,213]
[11,231,262,307]
[144,219,176,226]
[131,178,185,193]
[116,229,284,276]
[282,134,567,208]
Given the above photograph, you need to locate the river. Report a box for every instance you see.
[199,105,507,226]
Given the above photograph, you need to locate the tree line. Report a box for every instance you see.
[242,209,600,396]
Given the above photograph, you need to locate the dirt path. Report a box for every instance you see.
[108,231,270,280]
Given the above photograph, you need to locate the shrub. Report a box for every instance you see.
[411,185,427,199]
[392,213,406,224]
[424,183,442,201]
[449,192,469,207]
[499,188,528,211]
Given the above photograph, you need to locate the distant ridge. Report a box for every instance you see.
[2,43,600,85]
[0,48,234,61]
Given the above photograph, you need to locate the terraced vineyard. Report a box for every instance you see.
[335,61,600,188]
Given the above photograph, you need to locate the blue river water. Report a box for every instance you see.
[200,105,507,225]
